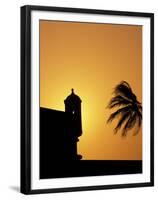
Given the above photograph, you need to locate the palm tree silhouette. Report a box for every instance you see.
[107,81,142,136]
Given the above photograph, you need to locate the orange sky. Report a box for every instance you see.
[40,20,142,160]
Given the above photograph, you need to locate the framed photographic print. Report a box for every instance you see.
[20,5,154,194]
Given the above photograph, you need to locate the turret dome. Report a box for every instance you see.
[64,89,81,103]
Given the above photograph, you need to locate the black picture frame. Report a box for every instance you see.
[20,5,154,194]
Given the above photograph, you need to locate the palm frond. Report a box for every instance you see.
[107,95,131,109]
[107,106,131,124]
[137,108,142,123]
[107,81,142,136]
[114,81,137,102]
[121,112,137,136]
[133,112,142,136]
[114,110,131,133]
[138,104,142,112]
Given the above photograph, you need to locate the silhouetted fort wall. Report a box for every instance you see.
[40,90,142,179]
[40,89,83,178]
[40,107,82,161]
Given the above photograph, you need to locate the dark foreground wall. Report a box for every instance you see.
[40,160,142,179]
[40,107,76,178]
[40,107,142,179]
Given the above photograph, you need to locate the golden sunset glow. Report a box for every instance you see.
[40,20,142,160]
